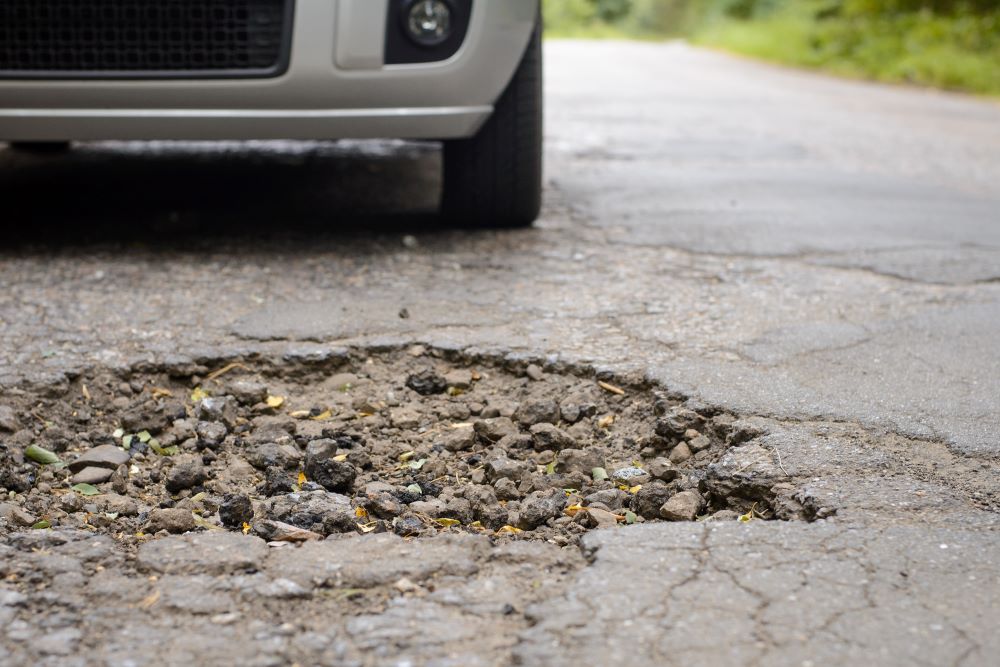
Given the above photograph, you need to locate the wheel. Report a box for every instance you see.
[8,141,72,154]
[442,17,542,228]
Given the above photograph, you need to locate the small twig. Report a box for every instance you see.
[206,362,250,382]
[771,446,789,476]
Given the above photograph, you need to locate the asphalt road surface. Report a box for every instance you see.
[1,41,999,666]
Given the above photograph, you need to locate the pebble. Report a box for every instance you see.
[486,456,530,483]
[525,364,544,381]
[669,442,693,464]
[165,456,208,493]
[0,405,19,432]
[444,370,473,391]
[529,423,577,451]
[585,507,621,530]
[513,399,560,427]
[706,510,741,522]
[493,478,521,500]
[517,490,567,530]
[439,425,477,452]
[225,380,269,406]
[406,371,448,396]
[256,520,322,543]
[473,417,518,443]
[68,445,130,473]
[265,490,356,536]
[147,508,197,534]
[219,494,255,528]
[304,454,356,494]
[611,467,649,486]
[633,482,675,519]
[247,442,302,471]
[689,435,712,452]
[655,407,701,439]
[195,421,228,450]
[660,491,705,522]
[556,449,606,476]
[648,458,680,482]
[389,407,421,429]
[584,489,628,511]
[71,466,114,485]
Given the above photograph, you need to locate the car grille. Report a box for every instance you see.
[0,0,293,78]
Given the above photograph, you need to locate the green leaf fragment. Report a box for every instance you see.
[545,461,556,475]
[71,483,101,496]
[409,458,427,471]
[624,511,638,525]
[26,445,61,465]
[31,520,52,530]
[122,435,133,450]
[592,467,609,482]
[113,428,125,439]
[406,484,423,496]
[137,431,152,443]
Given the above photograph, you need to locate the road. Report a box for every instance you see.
[1,41,999,666]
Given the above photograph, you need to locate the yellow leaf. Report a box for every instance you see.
[564,504,585,517]
[311,410,333,421]
[435,518,461,528]
[298,472,307,485]
[447,387,465,397]
[290,410,311,419]
[190,387,209,402]
[242,522,252,535]
[399,451,416,463]
[597,415,616,429]
[150,387,173,399]
[497,525,523,535]
[358,522,379,534]
[266,395,285,409]
[470,521,485,531]
[355,507,369,519]
[598,381,626,396]
[334,454,349,462]
[629,485,643,494]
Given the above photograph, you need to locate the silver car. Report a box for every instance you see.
[0,0,542,227]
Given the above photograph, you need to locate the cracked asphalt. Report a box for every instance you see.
[2,41,999,666]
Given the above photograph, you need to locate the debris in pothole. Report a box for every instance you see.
[0,349,803,547]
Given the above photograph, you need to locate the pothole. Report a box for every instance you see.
[0,347,819,547]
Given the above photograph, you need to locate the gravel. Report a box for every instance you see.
[0,351,784,549]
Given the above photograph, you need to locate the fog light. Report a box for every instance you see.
[404,0,452,47]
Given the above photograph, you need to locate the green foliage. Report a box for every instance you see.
[542,0,1000,94]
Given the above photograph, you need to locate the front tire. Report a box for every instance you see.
[441,18,542,228]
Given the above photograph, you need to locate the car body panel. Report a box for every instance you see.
[0,0,539,140]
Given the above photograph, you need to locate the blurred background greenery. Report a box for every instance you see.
[543,0,1000,94]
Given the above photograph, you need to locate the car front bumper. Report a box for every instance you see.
[0,0,538,141]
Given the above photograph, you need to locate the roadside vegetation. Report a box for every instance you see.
[543,0,1000,95]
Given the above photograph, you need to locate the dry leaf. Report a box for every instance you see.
[597,415,616,429]
[435,518,461,528]
[497,525,523,535]
[564,504,585,517]
[297,471,307,485]
[150,387,173,399]
[310,410,333,421]
[355,507,369,519]
[266,396,285,409]
[190,387,210,402]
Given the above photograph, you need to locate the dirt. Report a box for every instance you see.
[0,346,819,550]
